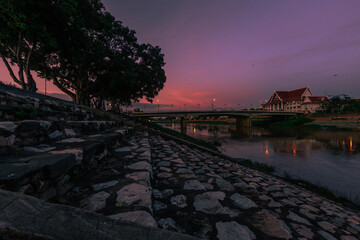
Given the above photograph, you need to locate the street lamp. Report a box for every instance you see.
[156,99,160,112]
[212,98,216,111]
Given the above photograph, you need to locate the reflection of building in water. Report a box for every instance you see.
[266,139,322,159]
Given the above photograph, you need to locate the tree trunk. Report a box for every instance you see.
[25,70,37,92]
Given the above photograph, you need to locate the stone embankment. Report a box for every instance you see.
[0,85,359,240]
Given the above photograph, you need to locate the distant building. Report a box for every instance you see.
[263,87,328,112]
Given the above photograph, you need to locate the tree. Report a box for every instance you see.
[38,0,166,106]
[0,0,55,92]
[323,94,360,113]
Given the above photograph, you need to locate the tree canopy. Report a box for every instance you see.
[0,0,166,106]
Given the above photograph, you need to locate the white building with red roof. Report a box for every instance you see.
[263,87,328,112]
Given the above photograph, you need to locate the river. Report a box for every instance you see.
[157,122,360,203]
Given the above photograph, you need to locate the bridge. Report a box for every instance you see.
[132,110,302,134]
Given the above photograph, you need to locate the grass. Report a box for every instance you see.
[145,121,218,151]
[240,159,360,208]
[238,159,275,174]
[153,120,235,125]
[272,117,313,127]
[280,172,359,208]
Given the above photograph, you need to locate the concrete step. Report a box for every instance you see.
[0,120,124,149]
[59,131,156,228]
[0,126,133,201]
[0,189,200,240]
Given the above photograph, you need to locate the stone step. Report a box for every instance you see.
[0,86,116,121]
[0,189,200,240]
[58,131,158,228]
[0,126,133,201]
[0,120,124,149]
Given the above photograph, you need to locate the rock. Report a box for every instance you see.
[290,223,314,238]
[114,147,132,157]
[349,223,360,232]
[318,230,337,240]
[64,128,76,137]
[24,146,56,152]
[50,149,83,165]
[287,211,311,225]
[159,167,171,172]
[216,221,256,240]
[88,191,110,212]
[268,201,282,208]
[157,161,170,167]
[153,201,167,211]
[318,221,336,233]
[157,218,183,232]
[153,189,174,199]
[301,204,319,213]
[230,193,257,209]
[183,180,206,191]
[0,122,17,133]
[251,210,292,239]
[215,178,234,191]
[0,135,15,147]
[193,192,224,214]
[176,168,194,174]
[170,158,184,164]
[125,171,150,183]
[171,195,187,208]
[109,211,157,228]
[341,236,358,240]
[58,138,85,143]
[207,191,226,200]
[91,180,118,191]
[126,161,151,171]
[116,183,152,210]
[158,172,173,178]
[48,130,62,139]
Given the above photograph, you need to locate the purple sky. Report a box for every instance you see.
[1,0,360,108]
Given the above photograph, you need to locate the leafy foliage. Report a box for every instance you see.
[1,0,166,106]
[323,95,360,113]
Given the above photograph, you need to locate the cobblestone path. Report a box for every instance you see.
[149,134,360,240]
[63,130,360,240]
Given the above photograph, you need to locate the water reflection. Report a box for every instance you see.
[158,122,360,202]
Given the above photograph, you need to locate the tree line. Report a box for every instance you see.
[0,0,166,107]
[322,95,360,113]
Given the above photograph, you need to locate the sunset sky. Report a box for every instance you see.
[1,0,360,108]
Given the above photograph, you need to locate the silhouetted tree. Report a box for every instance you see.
[0,0,56,91]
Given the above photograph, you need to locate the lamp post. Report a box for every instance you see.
[156,99,160,112]
[212,98,216,111]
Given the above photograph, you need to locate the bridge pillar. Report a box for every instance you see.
[236,116,251,136]
[180,117,187,134]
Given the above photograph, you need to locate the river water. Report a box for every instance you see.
[158,122,360,203]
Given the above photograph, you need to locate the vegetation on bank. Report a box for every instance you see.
[238,159,359,208]
[280,172,359,208]
[272,116,313,127]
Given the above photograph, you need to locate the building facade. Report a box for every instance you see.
[263,87,327,112]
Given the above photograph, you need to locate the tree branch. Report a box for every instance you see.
[0,52,21,85]
[53,78,76,99]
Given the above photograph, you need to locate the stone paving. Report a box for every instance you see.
[148,134,360,240]
[59,129,360,240]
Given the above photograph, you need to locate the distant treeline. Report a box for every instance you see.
[322,95,360,113]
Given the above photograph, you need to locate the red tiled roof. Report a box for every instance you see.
[265,87,308,105]
[307,96,328,104]
[301,96,328,105]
